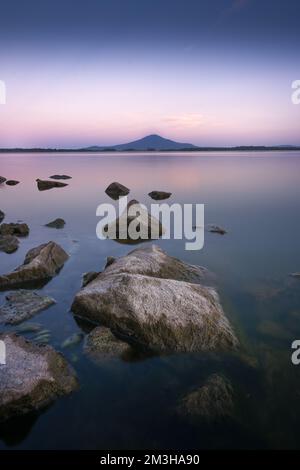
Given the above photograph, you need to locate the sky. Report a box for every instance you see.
[0,0,299,148]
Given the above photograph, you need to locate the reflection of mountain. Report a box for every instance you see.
[84,134,196,151]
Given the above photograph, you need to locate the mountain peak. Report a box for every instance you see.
[84,134,196,151]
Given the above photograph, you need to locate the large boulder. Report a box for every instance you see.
[0,290,55,325]
[0,241,69,290]
[0,333,78,421]
[36,179,68,191]
[0,223,29,237]
[72,246,237,353]
[103,200,165,244]
[0,235,19,254]
[105,181,130,200]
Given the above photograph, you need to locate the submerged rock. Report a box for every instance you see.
[15,323,42,333]
[6,180,20,186]
[105,181,130,200]
[84,326,131,361]
[0,177,6,184]
[0,235,19,254]
[178,374,234,421]
[45,218,65,229]
[148,190,172,200]
[61,333,84,349]
[49,175,72,180]
[0,241,69,290]
[0,223,29,237]
[103,199,165,244]
[0,210,5,223]
[72,246,237,353]
[36,179,68,191]
[0,291,55,325]
[0,333,78,422]
[206,224,227,235]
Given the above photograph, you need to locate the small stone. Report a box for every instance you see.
[36,179,68,191]
[6,180,20,186]
[148,191,172,200]
[49,175,72,180]
[0,235,19,254]
[45,218,65,229]
[0,223,29,237]
[105,181,130,200]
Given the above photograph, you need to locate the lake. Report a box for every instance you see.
[1,151,300,449]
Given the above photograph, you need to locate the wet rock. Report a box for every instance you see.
[72,246,237,353]
[84,326,131,361]
[0,291,55,325]
[61,333,84,349]
[49,175,72,180]
[103,199,165,244]
[6,180,20,186]
[105,181,130,200]
[178,374,234,421]
[82,271,99,288]
[36,179,68,191]
[0,177,6,184]
[0,241,69,290]
[45,218,65,229]
[206,224,227,235]
[0,210,5,223]
[148,191,172,200]
[0,235,19,254]
[0,223,29,237]
[0,333,78,422]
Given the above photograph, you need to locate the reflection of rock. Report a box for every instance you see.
[49,175,72,180]
[84,326,131,362]
[0,223,29,237]
[178,374,234,421]
[6,180,20,186]
[0,210,5,223]
[0,333,78,422]
[45,218,65,229]
[36,179,68,191]
[0,177,6,184]
[0,241,69,290]
[103,199,165,244]
[0,235,19,254]
[72,245,237,353]
[105,181,130,200]
[0,291,55,325]
[206,224,227,235]
[148,191,172,200]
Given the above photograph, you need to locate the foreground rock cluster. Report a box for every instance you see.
[72,245,238,353]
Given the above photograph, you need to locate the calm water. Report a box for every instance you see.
[1,151,300,449]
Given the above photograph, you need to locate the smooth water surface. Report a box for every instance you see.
[0,151,300,449]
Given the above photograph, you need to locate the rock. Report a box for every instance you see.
[0,235,19,254]
[206,224,227,235]
[105,181,130,200]
[0,241,69,290]
[82,271,99,288]
[36,179,68,191]
[0,210,5,223]
[0,177,6,184]
[105,256,116,268]
[72,246,237,353]
[61,333,84,349]
[0,333,78,422]
[103,199,165,244]
[45,218,65,229]
[49,175,72,180]
[0,223,29,237]
[84,326,131,361]
[0,291,56,325]
[290,273,300,279]
[148,191,172,200]
[178,374,234,421]
[6,180,20,186]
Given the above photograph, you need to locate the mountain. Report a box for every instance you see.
[84,134,196,151]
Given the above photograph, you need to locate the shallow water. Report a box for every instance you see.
[0,151,300,449]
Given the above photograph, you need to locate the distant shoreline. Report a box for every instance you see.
[1,146,300,153]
